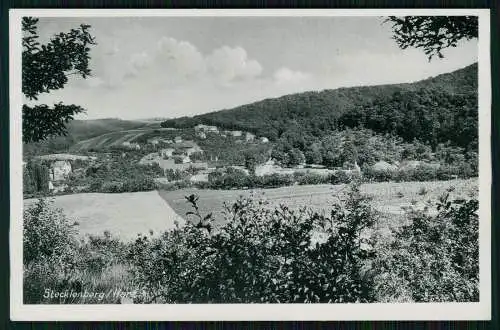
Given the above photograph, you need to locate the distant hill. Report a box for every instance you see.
[66,118,148,140]
[23,118,148,156]
[161,63,478,150]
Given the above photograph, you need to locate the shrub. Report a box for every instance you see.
[158,179,193,191]
[127,183,378,303]
[100,181,124,193]
[256,173,295,188]
[122,177,158,192]
[372,194,479,302]
[23,199,80,303]
[330,170,360,185]
[23,200,132,303]
[294,172,330,185]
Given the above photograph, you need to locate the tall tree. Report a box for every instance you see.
[22,17,96,143]
[385,16,478,60]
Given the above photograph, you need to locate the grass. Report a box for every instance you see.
[24,179,477,242]
[24,191,185,241]
[159,179,477,217]
[158,178,478,234]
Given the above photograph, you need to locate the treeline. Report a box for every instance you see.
[67,154,163,194]
[161,64,477,157]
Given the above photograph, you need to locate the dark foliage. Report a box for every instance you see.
[22,16,96,143]
[373,194,479,301]
[385,16,478,60]
[22,103,85,143]
[128,183,378,303]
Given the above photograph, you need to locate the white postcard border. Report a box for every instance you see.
[9,8,492,321]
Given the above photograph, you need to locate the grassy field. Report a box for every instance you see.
[158,179,478,228]
[23,179,477,242]
[24,191,185,241]
[69,127,180,152]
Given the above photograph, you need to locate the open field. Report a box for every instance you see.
[24,191,185,241]
[158,179,478,226]
[69,127,179,152]
[23,179,477,242]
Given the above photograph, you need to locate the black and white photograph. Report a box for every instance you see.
[9,9,491,321]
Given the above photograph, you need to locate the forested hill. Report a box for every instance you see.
[161,63,477,150]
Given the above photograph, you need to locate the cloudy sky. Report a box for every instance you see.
[27,16,478,120]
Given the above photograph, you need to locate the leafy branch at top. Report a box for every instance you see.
[385,16,478,61]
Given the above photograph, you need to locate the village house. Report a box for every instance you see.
[159,148,175,158]
[153,159,209,174]
[172,141,203,156]
[174,155,191,164]
[174,136,183,143]
[245,132,255,142]
[158,138,173,144]
[254,159,279,176]
[230,130,242,137]
[121,141,140,150]
[184,145,202,156]
[147,138,160,146]
[195,124,218,133]
[260,137,269,143]
[196,131,207,140]
[50,160,72,181]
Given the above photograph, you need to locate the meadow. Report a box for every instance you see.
[24,179,477,242]
[159,178,478,222]
[24,191,185,241]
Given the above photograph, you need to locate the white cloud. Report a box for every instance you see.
[156,37,206,77]
[273,67,311,85]
[127,52,152,76]
[206,46,262,81]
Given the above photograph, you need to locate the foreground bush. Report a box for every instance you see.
[372,194,479,302]
[24,199,131,303]
[24,185,480,304]
[128,183,378,303]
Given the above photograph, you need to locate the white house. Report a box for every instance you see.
[183,146,203,156]
[260,137,269,143]
[50,160,72,181]
[159,148,175,158]
[196,131,207,140]
[230,130,242,137]
[195,124,218,133]
[176,155,191,164]
[122,142,140,150]
[245,132,255,142]
[255,159,279,176]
